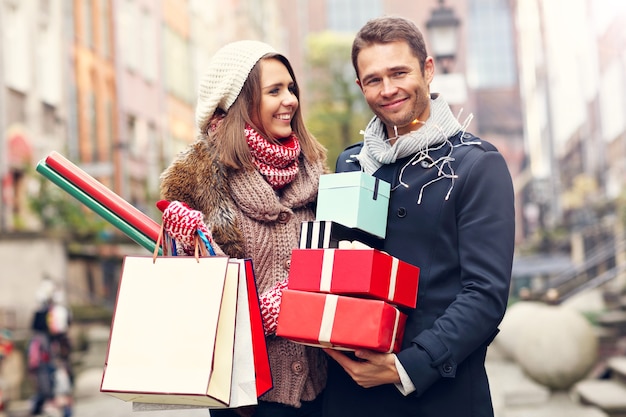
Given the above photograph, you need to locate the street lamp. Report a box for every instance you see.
[426,0,461,74]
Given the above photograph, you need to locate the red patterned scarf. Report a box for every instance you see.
[245,124,301,189]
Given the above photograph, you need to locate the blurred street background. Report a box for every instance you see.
[0,0,626,416]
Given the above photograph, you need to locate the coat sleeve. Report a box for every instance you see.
[396,148,515,396]
[335,142,363,172]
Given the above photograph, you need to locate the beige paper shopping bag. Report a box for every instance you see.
[133,258,260,411]
[100,255,239,407]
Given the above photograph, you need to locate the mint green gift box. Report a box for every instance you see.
[315,171,391,239]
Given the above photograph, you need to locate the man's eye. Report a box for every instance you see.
[364,78,380,86]
[392,72,407,78]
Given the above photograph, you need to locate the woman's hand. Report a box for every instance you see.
[157,200,213,254]
[259,279,289,336]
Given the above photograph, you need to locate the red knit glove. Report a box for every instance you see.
[156,200,212,254]
[259,279,289,336]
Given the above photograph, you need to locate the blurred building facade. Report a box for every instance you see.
[0,0,625,313]
[0,0,286,235]
[513,0,626,298]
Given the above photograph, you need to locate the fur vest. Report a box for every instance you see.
[160,137,327,407]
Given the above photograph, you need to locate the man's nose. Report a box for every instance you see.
[381,77,398,96]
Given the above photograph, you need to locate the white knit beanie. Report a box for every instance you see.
[195,40,278,133]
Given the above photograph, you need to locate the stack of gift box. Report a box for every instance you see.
[276,171,420,353]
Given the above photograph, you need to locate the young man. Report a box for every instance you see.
[323,16,515,417]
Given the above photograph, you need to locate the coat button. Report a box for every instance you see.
[291,361,304,374]
[284,259,291,270]
[397,207,407,218]
[442,363,453,374]
[278,212,290,223]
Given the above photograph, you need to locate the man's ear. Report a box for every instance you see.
[356,78,364,92]
[424,56,435,84]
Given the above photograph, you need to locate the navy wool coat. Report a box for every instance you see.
[323,132,515,417]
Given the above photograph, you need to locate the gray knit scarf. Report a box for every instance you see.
[356,94,478,203]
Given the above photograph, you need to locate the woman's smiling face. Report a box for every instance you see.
[253,58,299,140]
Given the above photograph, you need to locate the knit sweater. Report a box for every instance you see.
[159,136,327,408]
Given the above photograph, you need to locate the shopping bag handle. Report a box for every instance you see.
[194,234,210,258]
[153,222,169,263]
[152,223,209,263]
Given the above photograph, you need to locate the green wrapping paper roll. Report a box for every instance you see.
[36,160,162,255]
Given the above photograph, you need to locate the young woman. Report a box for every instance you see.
[159,40,328,417]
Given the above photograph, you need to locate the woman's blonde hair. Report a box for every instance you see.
[207,53,326,170]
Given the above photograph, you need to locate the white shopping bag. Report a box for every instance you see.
[100,255,238,407]
[132,258,259,410]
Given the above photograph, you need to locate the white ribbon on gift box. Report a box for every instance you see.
[318,294,338,348]
[317,294,402,353]
[320,250,335,292]
[388,257,399,300]
[389,307,401,353]
[318,244,400,304]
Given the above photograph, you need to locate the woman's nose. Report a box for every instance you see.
[282,92,298,107]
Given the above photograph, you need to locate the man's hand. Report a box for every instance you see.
[324,348,401,388]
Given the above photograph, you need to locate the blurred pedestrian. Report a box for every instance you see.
[48,290,73,370]
[52,356,73,417]
[28,283,54,416]
[0,329,14,417]
[48,290,74,417]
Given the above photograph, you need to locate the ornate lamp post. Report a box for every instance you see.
[426,0,461,74]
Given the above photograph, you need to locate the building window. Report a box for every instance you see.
[127,115,137,157]
[164,27,192,103]
[119,0,140,73]
[105,99,114,159]
[4,3,31,91]
[146,123,159,192]
[466,0,517,89]
[326,0,383,32]
[83,0,94,49]
[140,7,158,82]
[88,92,99,160]
[6,88,26,126]
[41,102,57,133]
[100,0,111,58]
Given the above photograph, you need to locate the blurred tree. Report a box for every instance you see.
[29,176,110,243]
[304,31,371,171]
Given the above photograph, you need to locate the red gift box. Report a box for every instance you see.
[288,248,419,309]
[276,289,406,353]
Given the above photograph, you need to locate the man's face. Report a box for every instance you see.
[356,41,434,139]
